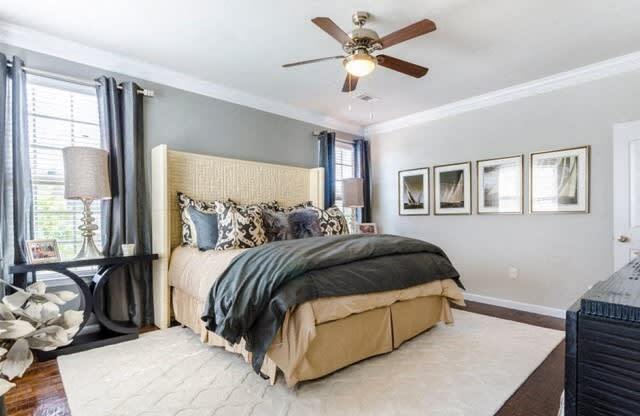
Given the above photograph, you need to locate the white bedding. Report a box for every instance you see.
[168,245,246,301]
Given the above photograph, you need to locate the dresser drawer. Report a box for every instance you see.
[577,315,640,415]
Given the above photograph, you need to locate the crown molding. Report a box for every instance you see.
[3,20,638,139]
[0,20,364,135]
[364,50,640,136]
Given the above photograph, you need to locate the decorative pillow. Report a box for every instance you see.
[177,192,218,246]
[179,195,279,246]
[255,201,281,211]
[214,201,266,250]
[230,201,280,212]
[288,209,323,239]
[284,201,313,212]
[263,209,322,241]
[187,206,218,251]
[262,209,288,241]
[307,205,350,236]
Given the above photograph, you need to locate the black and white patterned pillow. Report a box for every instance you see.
[280,201,315,214]
[255,201,281,211]
[214,201,266,250]
[177,192,219,246]
[312,206,350,236]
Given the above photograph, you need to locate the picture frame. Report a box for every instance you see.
[434,161,472,215]
[356,223,378,234]
[477,155,524,214]
[530,146,590,214]
[25,239,61,264]
[398,167,430,215]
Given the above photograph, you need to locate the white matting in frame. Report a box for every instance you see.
[530,146,590,213]
[477,155,523,214]
[434,162,472,215]
[398,167,430,215]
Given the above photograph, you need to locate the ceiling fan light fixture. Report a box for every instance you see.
[343,52,376,77]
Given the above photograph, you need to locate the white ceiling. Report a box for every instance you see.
[1,0,639,128]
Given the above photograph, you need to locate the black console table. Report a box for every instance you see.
[565,257,640,416]
[8,254,158,360]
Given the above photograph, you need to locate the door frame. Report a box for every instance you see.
[613,120,640,271]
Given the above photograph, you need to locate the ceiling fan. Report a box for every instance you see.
[282,11,436,93]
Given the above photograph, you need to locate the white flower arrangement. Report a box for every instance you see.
[0,280,81,396]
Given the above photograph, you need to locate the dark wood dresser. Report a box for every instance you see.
[565,257,640,416]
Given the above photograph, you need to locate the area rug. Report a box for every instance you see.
[58,310,564,416]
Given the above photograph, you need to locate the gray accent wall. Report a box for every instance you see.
[368,70,640,310]
[0,42,358,170]
[0,42,357,300]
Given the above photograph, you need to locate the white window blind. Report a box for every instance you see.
[26,75,102,262]
[335,141,355,220]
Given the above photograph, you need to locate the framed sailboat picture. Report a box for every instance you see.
[477,155,524,214]
[530,146,590,213]
[398,167,430,215]
[434,161,472,215]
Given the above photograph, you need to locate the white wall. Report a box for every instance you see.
[368,70,640,310]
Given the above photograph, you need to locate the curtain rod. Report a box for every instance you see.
[5,61,155,97]
[312,130,356,144]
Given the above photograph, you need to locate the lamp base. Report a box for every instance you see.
[75,235,103,260]
[74,198,104,260]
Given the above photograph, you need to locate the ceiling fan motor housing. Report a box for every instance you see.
[345,28,381,54]
[349,28,379,42]
[345,12,381,53]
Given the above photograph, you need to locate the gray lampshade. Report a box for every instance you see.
[342,177,364,208]
[62,146,112,200]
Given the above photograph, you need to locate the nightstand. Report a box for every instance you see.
[8,254,158,359]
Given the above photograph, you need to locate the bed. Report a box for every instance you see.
[151,145,465,386]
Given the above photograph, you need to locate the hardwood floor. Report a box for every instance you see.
[4,301,565,416]
[4,360,69,416]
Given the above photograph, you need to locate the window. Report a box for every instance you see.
[334,141,355,222]
[26,75,102,263]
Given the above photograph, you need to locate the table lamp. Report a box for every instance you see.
[341,177,364,233]
[62,146,111,259]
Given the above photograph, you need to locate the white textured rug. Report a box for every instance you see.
[58,310,564,416]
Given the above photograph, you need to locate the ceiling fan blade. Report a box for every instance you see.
[376,55,428,78]
[342,74,359,93]
[282,56,344,68]
[378,19,436,50]
[312,17,353,45]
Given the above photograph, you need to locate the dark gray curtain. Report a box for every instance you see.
[0,54,34,289]
[354,138,371,223]
[96,77,152,327]
[318,131,336,208]
[0,53,8,287]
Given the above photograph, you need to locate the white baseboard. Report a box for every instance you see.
[464,292,566,319]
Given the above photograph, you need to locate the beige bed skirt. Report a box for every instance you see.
[172,284,462,386]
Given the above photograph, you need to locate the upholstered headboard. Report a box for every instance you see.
[150,145,324,329]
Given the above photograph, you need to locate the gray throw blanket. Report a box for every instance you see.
[201,234,463,374]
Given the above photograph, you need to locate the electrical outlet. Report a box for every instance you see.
[508,266,519,279]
